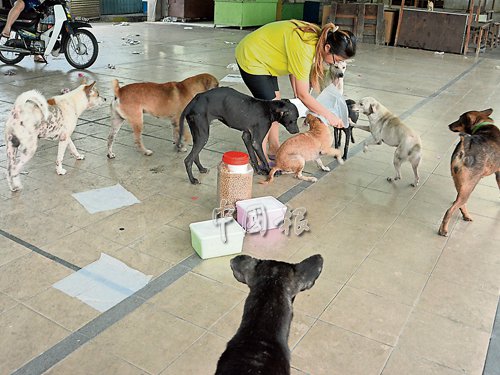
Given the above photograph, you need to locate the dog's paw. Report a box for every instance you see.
[310,177,318,182]
[438,228,448,237]
[321,166,331,172]
[107,152,116,159]
[8,176,22,192]
[337,158,344,165]
[144,150,153,156]
[363,146,368,153]
[387,177,393,182]
[462,216,473,222]
[76,154,85,160]
[199,167,209,174]
[57,168,67,175]
[190,178,201,185]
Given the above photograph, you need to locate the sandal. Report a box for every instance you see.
[0,33,9,46]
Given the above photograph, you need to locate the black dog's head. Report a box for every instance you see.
[230,254,323,298]
[346,99,359,124]
[275,100,300,134]
[448,108,494,134]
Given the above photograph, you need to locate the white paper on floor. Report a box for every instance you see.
[72,183,140,214]
[53,253,152,312]
[220,74,244,83]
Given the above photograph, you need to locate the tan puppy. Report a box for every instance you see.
[107,73,219,158]
[352,97,422,187]
[261,114,343,184]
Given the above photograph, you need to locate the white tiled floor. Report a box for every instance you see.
[0,21,498,375]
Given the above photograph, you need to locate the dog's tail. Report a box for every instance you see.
[177,95,198,150]
[112,79,121,99]
[13,90,49,120]
[259,167,280,185]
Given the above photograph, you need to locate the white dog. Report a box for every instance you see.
[352,97,422,187]
[4,81,106,191]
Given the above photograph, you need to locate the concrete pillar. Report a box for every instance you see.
[147,0,163,21]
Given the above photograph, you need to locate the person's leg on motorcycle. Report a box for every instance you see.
[1,0,26,42]
[2,0,45,62]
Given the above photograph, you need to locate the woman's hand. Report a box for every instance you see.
[294,79,345,128]
[325,112,344,128]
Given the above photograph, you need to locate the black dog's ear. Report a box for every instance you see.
[294,254,324,292]
[230,255,259,285]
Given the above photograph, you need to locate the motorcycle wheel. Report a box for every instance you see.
[0,33,26,65]
[64,28,98,69]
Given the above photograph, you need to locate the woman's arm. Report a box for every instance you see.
[294,79,344,128]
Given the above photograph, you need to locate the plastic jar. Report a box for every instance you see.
[217,151,253,213]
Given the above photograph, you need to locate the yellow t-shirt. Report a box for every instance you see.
[235,20,318,82]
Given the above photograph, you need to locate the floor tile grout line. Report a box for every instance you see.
[2,49,492,374]
[11,254,200,375]
[0,229,81,272]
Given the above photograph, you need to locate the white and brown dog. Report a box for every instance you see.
[4,81,106,191]
[352,97,422,187]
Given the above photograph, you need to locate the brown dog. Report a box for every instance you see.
[107,73,219,158]
[261,114,343,184]
[438,108,500,236]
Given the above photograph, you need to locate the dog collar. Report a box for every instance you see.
[472,121,495,134]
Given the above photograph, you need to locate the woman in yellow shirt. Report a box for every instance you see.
[235,20,356,161]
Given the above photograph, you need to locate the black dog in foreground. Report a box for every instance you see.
[178,87,300,184]
[333,99,359,160]
[215,254,324,375]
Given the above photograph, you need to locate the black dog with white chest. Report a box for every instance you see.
[215,254,323,375]
[178,87,300,184]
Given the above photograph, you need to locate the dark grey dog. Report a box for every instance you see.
[215,254,324,375]
[178,87,300,184]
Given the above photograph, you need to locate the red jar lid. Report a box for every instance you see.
[222,151,249,165]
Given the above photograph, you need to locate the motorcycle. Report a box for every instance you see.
[0,0,98,69]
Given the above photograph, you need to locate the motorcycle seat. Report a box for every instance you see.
[0,8,38,21]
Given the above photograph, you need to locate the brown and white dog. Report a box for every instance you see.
[107,73,219,158]
[438,109,500,236]
[261,113,343,184]
[4,82,105,192]
[352,97,422,187]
